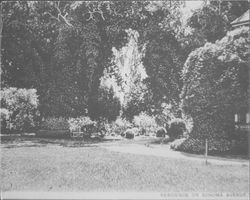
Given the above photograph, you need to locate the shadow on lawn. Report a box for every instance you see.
[0,136,108,148]
[178,148,249,161]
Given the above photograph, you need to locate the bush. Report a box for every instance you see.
[103,122,116,135]
[156,127,167,137]
[168,118,186,140]
[130,127,140,136]
[170,137,233,154]
[170,138,187,150]
[133,112,157,135]
[96,118,108,136]
[125,128,135,139]
[0,87,40,133]
[40,117,69,130]
[0,108,10,133]
[170,138,203,153]
[68,116,96,134]
[113,118,132,135]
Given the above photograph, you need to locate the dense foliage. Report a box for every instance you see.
[187,4,228,43]
[133,112,157,134]
[181,27,249,142]
[0,87,40,133]
[1,1,185,120]
[68,116,96,133]
[187,1,249,42]
[40,117,69,130]
[122,81,149,120]
[170,136,248,154]
[112,118,132,135]
[96,86,121,122]
[168,118,187,140]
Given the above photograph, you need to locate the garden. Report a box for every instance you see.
[1,86,248,156]
[0,0,249,194]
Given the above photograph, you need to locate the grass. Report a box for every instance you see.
[1,138,249,192]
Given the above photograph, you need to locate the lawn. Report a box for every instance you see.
[1,138,249,192]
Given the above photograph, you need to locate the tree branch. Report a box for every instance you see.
[44,12,60,22]
[86,3,105,21]
[44,2,73,27]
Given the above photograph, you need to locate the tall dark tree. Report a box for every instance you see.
[142,28,183,110]
[140,2,184,113]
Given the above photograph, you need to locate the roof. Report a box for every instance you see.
[231,10,250,27]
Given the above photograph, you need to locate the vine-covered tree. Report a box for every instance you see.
[181,27,249,141]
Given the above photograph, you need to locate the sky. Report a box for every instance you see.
[185,0,204,10]
[181,1,204,23]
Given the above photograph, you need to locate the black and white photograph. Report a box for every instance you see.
[0,1,249,199]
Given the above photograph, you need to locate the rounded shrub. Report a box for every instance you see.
[68,116,96,131]
[125,129,135,139]
[156,127,167,137]
[114,118,132,136]
[168,118,186,140]
[68,116,96,137]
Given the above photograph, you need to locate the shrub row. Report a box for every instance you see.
[170,136,248,154]
[40,117,69,130]
[68,116,96,132]
[0,89,188,141]
[39,116,97,138]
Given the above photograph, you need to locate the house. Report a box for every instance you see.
[231,9,250,148]
[230,10,250,28]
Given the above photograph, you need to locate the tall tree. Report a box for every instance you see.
[140,2,184,113]
[187,1,249,44]
[1,1,185,119]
